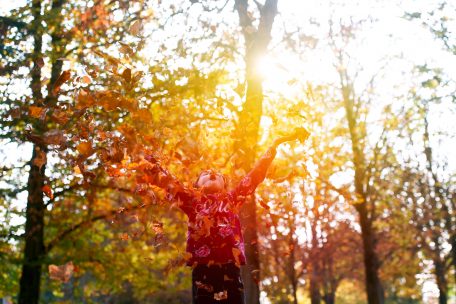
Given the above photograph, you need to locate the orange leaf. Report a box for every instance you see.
[49,261,74,283]
[81,75,92,84]
[76,142,93,157]
[258,199,270,210]
[52,70,71,96]
[29,106,47,119]
[42,185,54,200]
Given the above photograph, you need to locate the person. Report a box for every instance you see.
[140,128,310,303]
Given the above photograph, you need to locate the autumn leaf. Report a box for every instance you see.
[122,68,131,83]
[76,141,93,157]
[258,199,270,210]
[129,20,142,36]
[75,89,95,109]
[29,106,47,120]
[32,147,47,170]
[120,233,129,240]
[52,70,71,96]
[51,109,70,124]
[81,75,92,84]
[49,261,74,283]
[119,42,134,57]
[43,129,66,147]
[42,185,53,199]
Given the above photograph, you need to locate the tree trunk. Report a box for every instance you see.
[341,81,384,304]
[434,258,448,304]
[323,292,335,304]
[357,204,384,304]
[233,1,278,303]
[309,264,321,304]
[18,1,46,303]
[309,220,321,304]
[18,145,47,304]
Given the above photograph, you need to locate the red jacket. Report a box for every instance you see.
[146,146,277,267]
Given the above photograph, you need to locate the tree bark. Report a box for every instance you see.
[19,144,47,304]
[340,79,384,304]
[434,257,448,304]
[233,1,278,303]
[309,222,321,304]
[18,0,65,302]
[18,0,46,303]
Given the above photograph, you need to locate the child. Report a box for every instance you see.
[142,128,309,303]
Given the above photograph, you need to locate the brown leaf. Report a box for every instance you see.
[49,261,74,283]
[52,70,71,96]
[29,106,48,120]
[43,129,66,146]
[119,43,134,57]
[122,68,131,83]
[51,109,70,124]
[129,20,142,36]
[32,147,47,170]
[76,89,95,109]
[42,185,54,199]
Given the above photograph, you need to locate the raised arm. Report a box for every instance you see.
[231,127,310,198]
[138,153,194,213]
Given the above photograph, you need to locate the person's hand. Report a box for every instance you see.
[273,127,310,147]
[292,127,310,143]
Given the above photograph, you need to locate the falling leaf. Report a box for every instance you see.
[122,68,131,83]
[81,75,92,84]
[129,20,142,36]
[214,290,228,301]
[49,261,74,283]
[119,43,134,57]
[42,185,54,199]
[73,165,82,175]
[258,199,270,210]
[52,70,71,96]
[29,106,47,120]
[43,129,66,147]
[51,109,70,124]
[75,89,95,109]
[120,233,129,240]
[32,147,47,170]
[76,142,93,157]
